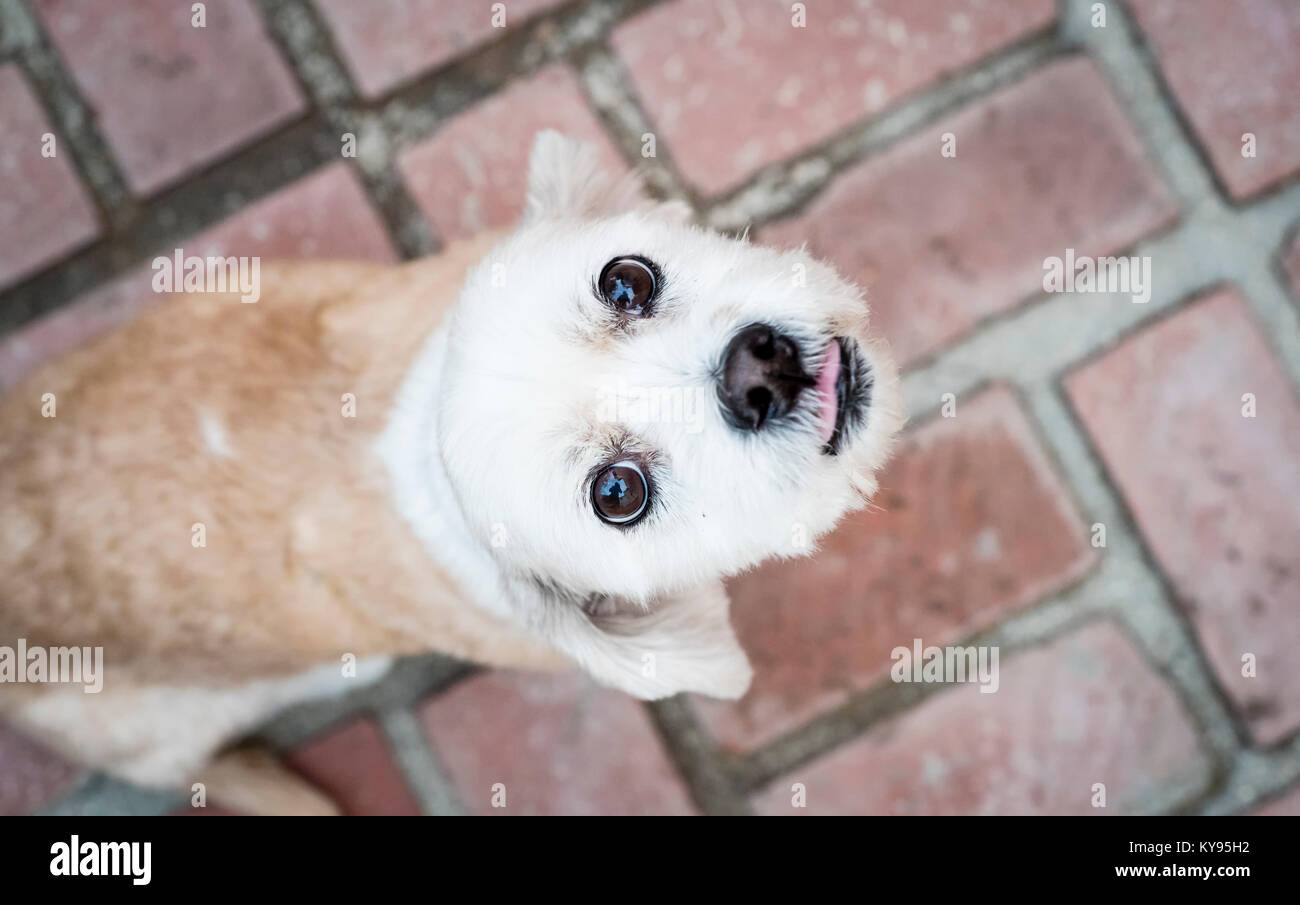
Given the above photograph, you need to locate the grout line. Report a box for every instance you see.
[644,697,752,815]
[1,0,134,226]
[574,43,694,205]
[1061,0,1220,213]
[254,0,436,258]
[1064,0,1300,389]
[726,601,1221,815]
[1022,383,1243,757]
[36,772,178,817]
[726,607,1107,793]
[1200,739,1300,815]
[377,707,466,816]
[256,654,475,751]
[899,184,1300,420]
[0,115,345,333]
[361,0,666,150]
[702,30,1065,233]
[254,0,358,109]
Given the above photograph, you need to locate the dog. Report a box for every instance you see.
[0,132,901,814]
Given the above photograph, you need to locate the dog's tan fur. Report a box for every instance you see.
[2,233,565,681]
[0,234,571,809]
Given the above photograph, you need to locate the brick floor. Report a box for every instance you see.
[762,57,1178,367]
[0,721,84,816]
[612,0,1057,197]
[0,162,395,391]
[1129,0,1300,200]
[420,671,697,815]
[751,621,1211,815]
[314,0,566,100]
[695,384,1096,753]
[399,64,627,242]
[2,0,1299,818]
[32,0,306,195]
[0,64,99,290]
[1252,783,1300,816]
[285,718,420,816]
[1067,289,1300,745]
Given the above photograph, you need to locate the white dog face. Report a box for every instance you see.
[436,133,902,698]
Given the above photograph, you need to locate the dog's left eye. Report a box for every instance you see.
[592,460,649,525]
[599,257,657,316]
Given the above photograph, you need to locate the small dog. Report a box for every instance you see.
[0,132,901,813]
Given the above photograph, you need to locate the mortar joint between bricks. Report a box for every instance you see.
[0,115,351,334]
[701,32,1066,234]
[4,0,135,227]
[642,698,753,816]
[1024,330,1257,761]
[254,0,360,109]
[573,43,697,207]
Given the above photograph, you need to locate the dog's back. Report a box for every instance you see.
[0,236,563,788]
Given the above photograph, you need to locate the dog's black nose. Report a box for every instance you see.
[718,324,814,431]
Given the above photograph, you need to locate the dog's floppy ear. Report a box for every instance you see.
[523,130,692,225]
[518,579,752,700]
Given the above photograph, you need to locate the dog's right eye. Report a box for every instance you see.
[598,257,657,316]
[592,460,649,525]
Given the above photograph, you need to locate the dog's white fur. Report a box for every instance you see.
[425,134,901,697]
[0,133,900,808]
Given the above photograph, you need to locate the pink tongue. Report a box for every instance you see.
[815,340,841,445]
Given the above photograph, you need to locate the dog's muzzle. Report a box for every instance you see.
[717,323,870,455]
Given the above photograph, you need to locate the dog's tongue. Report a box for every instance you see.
[815,339,840,445]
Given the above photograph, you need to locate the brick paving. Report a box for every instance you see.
[398,63,627,240]
[1,0,1298,816]
[31,0,307,196]
[0,63,99,288]
[695,384,1096,753]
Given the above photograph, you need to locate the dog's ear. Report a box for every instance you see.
[519,579,752,700]
[523,130,692,225]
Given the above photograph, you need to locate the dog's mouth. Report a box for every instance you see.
[817,337,871,456]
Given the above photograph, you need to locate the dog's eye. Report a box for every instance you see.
[592,460,649,525]
[599,257,657,316]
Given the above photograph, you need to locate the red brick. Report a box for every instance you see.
[1129,0,1300,199]
[763,58,1178,367]
[314,0,565,100]
[612,0,1056,197]
[0,65,100,288]
[0,721,84,816]
[33,0,306,195]
[285,717,419,815]
[1067,290,1300,745]
[420,670,697,815]
[399,65,626,242]
[695,385,1095,753]
[1253,784,1300,816]
[0,162,396,391]
[752,621,1209,815]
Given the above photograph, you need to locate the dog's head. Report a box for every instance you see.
[437,132,902,699]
